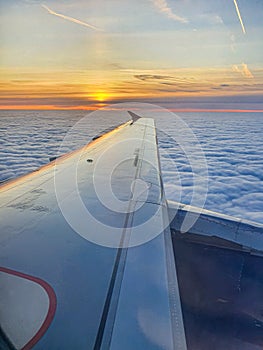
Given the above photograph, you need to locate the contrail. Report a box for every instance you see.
[233,0,246,34]
[42,4,102,31]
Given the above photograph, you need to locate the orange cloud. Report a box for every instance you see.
[1,66,262,110]
[232,63,254,78]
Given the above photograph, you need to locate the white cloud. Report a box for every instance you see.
[159,112,263,224]
[1,110,263,225]
[151,0,188,23]
[199,13,224,25]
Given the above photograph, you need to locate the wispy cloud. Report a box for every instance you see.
[233,0,246,34]
[152,0,188,23]
[232,63,254,78]
[199,13,224,25]
[42,4,103,31]
[134,74,172,81]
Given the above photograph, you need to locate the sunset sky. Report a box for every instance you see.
[0,0,262,110]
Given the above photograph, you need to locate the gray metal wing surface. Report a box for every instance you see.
[0,117,186,350]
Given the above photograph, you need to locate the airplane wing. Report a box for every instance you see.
[0,116,186,350]
[1,114,263,350]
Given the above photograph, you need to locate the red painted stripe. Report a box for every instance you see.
[0,267,57,350]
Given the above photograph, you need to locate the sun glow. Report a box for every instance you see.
[92,91,110,102]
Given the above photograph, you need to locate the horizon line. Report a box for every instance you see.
[0,106,263,113]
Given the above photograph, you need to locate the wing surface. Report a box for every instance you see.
[0,118,186,349]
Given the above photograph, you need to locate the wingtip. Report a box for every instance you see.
[127,111,142,122]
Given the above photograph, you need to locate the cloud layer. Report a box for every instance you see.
[1,110,263,225]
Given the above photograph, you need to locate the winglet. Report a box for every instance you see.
[127,111,141,123]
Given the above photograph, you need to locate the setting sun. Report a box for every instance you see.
[92,91,109,102]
